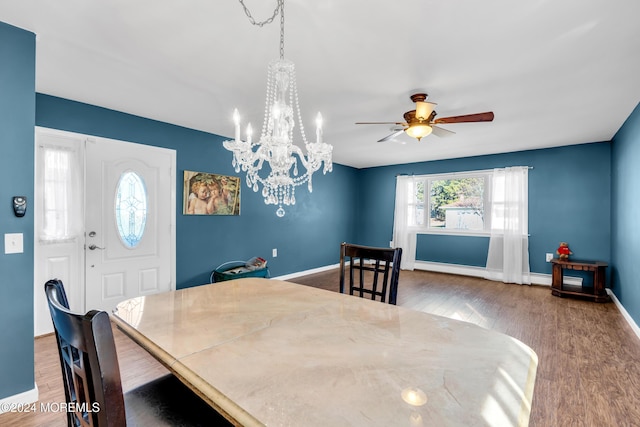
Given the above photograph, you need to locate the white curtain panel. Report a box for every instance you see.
[485,166,531,284]
[392,175,416,270]
[40,144,82,242]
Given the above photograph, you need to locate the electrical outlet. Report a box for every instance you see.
[546,253,553,262]
[272,248,278,258]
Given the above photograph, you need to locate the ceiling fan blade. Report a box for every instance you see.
[356,121,405,125]
[433,111,494,124]
[431,125,456,137]
[378,130,405,142]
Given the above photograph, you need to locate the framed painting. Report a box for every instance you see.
[183,170,240,215]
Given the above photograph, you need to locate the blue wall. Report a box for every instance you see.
[35,94,359,288]
[35,92,612,283]
[611,102,640,322]
[356,143,612,275]
[0,22,36,400]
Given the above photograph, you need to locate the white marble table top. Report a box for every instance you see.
[112,278,537,427]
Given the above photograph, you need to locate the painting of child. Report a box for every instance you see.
[183,171,240,215]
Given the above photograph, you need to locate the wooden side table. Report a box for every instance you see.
[550,259,610,302]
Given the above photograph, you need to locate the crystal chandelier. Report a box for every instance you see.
[223,0,333,217]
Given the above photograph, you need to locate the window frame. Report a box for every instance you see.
[408,170,493,237]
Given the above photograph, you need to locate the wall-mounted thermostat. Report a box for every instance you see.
[13,196,27,217]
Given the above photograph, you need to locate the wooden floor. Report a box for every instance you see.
[2,269,639,426]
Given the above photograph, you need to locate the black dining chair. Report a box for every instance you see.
[339,242,403,305]
[44,279,232,427]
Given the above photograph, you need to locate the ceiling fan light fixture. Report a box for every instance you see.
[356,92,493,142]
[405,124,432,141]
[415,101,435,121]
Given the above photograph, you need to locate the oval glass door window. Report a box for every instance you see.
[115,171,147,248]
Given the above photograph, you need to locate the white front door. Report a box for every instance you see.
[34,128,176,335]
[84,137,176,313]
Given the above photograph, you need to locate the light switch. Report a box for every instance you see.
[5,233,24,254]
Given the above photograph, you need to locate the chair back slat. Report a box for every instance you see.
[339,242,402,305]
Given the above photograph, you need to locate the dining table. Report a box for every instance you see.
[111,277,537,427]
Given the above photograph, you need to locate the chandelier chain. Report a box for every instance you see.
[237,0,280,27]
[238,0,285,60]
[279,0,285,60]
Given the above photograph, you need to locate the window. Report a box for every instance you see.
[407,170,492,235]
[115,171,148,248]
[39,144,82,242]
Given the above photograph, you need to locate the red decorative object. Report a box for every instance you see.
[556,242,573,260]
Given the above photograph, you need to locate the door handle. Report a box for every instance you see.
[88,244,105,250]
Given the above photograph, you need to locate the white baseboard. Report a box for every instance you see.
[0,385,38,414]
[414,260,487,279]
[273,263,341,281]
[606,289,640,341]
[413,261,583,286]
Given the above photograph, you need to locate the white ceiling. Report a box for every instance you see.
[1,0,639,168]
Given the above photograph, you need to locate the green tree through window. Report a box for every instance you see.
[430,178,484,227]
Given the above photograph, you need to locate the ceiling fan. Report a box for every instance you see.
[356,93,494,142]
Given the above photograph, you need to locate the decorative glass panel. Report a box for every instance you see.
[115,171,147,248]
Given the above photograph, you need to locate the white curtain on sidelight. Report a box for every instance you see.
[392,175,416,270]
[485,166,531,284]
[39,144,82,242]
